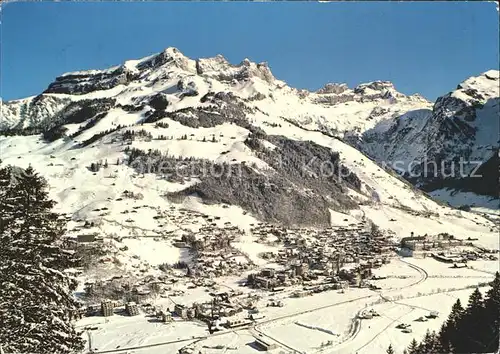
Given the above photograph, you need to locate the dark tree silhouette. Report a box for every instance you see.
[0,165,84,353]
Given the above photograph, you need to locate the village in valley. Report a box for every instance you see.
[67,205,499,354]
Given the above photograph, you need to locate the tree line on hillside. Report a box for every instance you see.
[0,160,84,353]
[387,274,500,354]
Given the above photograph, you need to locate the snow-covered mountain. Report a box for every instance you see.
[1,47,431,134]
[0,47,498,248]
[357,70,499,202]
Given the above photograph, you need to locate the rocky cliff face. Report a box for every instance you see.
[358,70,499,197]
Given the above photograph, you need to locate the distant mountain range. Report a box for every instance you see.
[0,47,497,239]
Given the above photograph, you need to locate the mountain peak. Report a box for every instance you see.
[241,58,252,66]
[195,55,276,84]
[354,80,396,93]
[163,46,182,55]
[449,69,500,105]
[315,83,349,95]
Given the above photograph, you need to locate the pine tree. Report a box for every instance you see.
[19,103,28,123]
[416,331,432,354]
[386,344,395,354]
[0,165,85,353]
[440,298,464,352]
[458,287,486,353]
[419,330,442,353]
[407,338,419,354]
[438,324,453,353]
[484,272,500,352]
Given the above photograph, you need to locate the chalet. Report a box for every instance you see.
[401,236,426,251]
[125,302,140,316]
[226,319,252,329]
[173,241,189,248]
[254,335,278,351]
[77,234,97,243]
[101,301,114,317]
[174,304,189,319]
[261,268,276,278]
[161,311,172,322]
[271,286,285,292]
[132,287,151,303]
[431,253,455,263]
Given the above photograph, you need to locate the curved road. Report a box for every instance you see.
[399,258,429,286]
[321,258,429,354]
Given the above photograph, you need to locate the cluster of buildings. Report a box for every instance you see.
[400,233,499,263]
[73,208,399,332]
[171,225,255,279]
[172,290,248,324]
[245,222,392,291]
[251,222,390,263]
[400,233,463,253]
[81,299,141,318]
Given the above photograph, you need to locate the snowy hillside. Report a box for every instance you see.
[0,47,498,246]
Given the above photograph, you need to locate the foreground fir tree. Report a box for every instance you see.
[456,287,487,353]
[407,338,419,354]
[484,272,500,352]
[439,298,464,352]
[418,330,443,353]
[0,165,84,353]
[386,344,395,354]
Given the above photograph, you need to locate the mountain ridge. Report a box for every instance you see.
[0,47,498,246]
[1,46,430,132]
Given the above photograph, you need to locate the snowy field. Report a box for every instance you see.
[77,315,207,353]
[260,299,366,352]
[349,289,485,354]
[120,238,192,266]
[370,258,422,290]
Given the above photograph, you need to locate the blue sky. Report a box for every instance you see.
[2,1,498,101]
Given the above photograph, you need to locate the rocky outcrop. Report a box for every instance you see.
[44,66,133,95]
[0,95,71,130]
[43,98,116,134]
[316,83,349,95]
[195,55,276,84]
[44,47,195,95]
[2,46,497,210]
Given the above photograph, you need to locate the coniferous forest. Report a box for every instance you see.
[0,160,85,353]
[388,274,500,354]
